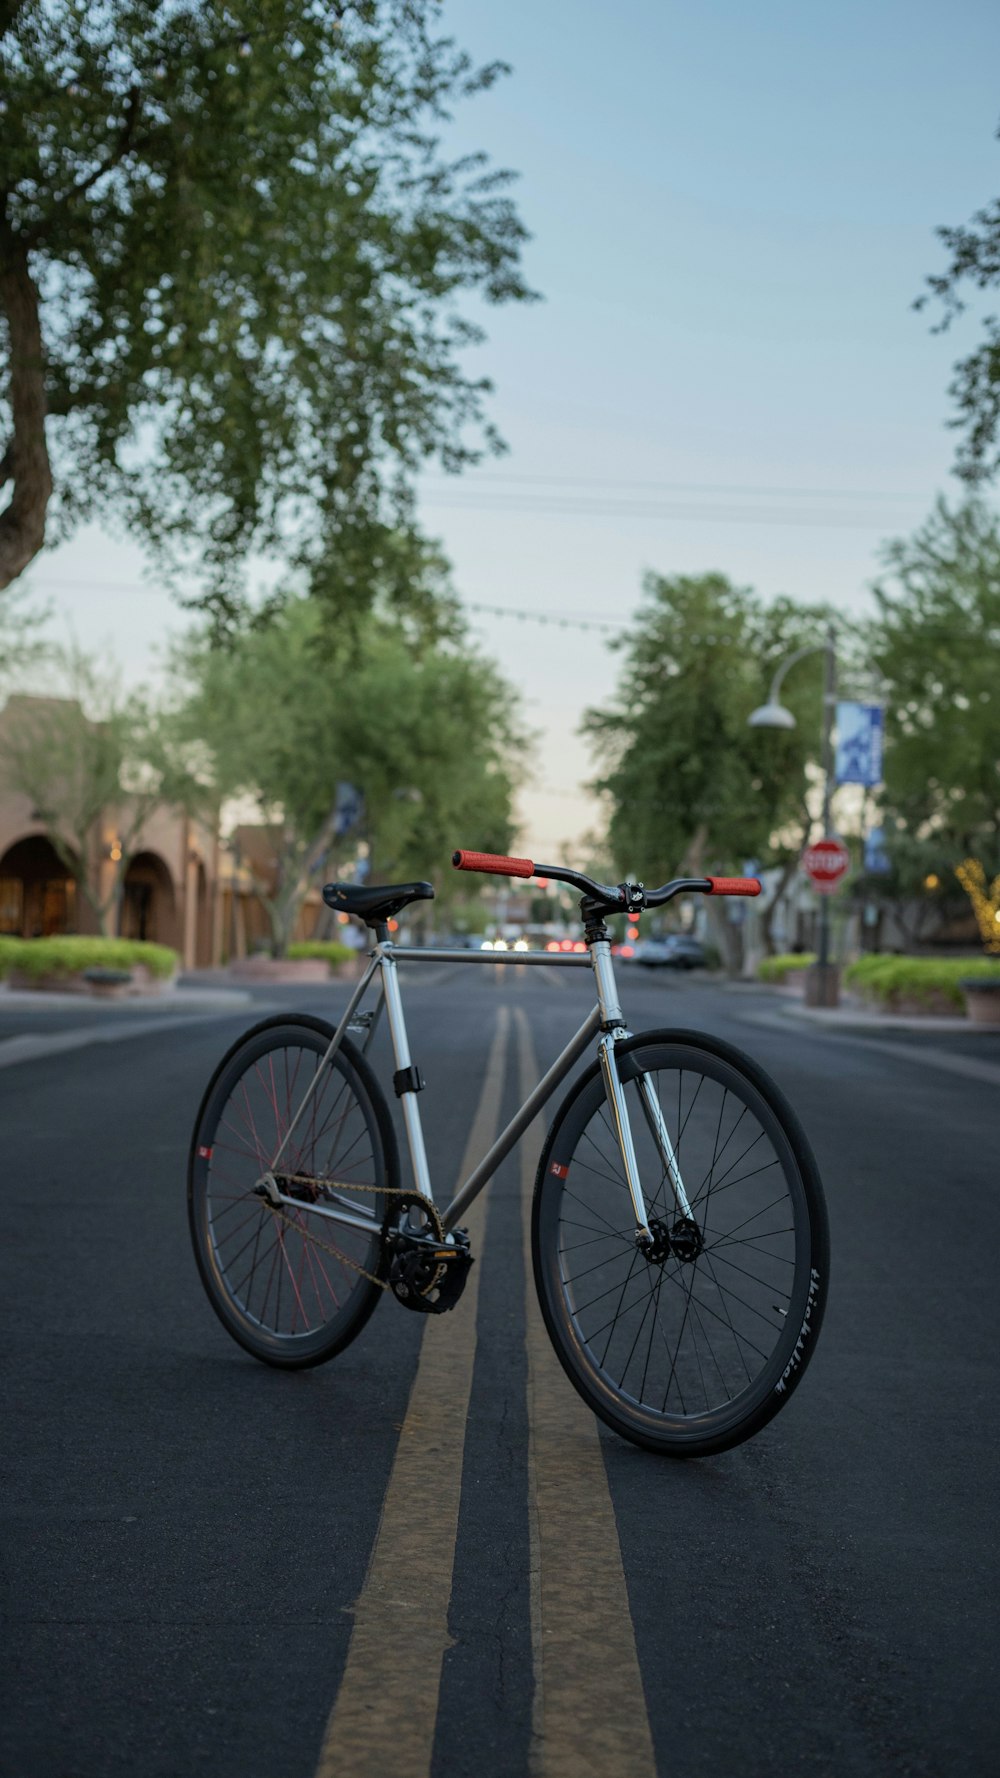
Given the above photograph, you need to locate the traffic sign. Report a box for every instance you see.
[801,837,850,895]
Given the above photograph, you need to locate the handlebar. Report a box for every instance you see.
[451,850,761,908]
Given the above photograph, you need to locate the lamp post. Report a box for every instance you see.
[748,623,840,1007]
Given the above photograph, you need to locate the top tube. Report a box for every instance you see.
[386,946,591,966]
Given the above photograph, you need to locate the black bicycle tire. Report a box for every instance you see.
[188,1013,399,1369]
[532,1027,830,1457]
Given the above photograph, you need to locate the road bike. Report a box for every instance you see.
[188,850,829,1457]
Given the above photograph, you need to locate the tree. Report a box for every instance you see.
[582,573,837,969]
[176,595,525,953]
[0,647,205,933]
[916,123,1000,483]
[0,1,536,619]
[868,499,1000,875]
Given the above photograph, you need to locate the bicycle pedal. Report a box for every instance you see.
[389,1228,474,1314]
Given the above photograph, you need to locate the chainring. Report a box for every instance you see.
[387,1199,474,1314]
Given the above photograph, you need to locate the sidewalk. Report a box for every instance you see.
[744,982,1000,1035]
[0,982,253,1013]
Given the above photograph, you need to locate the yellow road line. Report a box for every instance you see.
[314,1007,510,1778]
[515,1007,658,1778]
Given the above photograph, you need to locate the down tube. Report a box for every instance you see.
[441,1007,601,1232]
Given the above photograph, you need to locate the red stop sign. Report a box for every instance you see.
[801,838,850,894]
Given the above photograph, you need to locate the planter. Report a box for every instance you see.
[5,964,174,997]
[804,963,841,1008]
[229,957,332,984]
[960,980,1000,1026]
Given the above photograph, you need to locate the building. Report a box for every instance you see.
[0,695,340,967]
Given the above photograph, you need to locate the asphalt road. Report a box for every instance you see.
[2,964,997,1778]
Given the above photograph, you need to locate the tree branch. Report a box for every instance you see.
[22,88,144,249]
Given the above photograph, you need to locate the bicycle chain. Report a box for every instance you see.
[267,1175,445,1294]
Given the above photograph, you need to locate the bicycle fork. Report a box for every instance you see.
[591,941,694,1245]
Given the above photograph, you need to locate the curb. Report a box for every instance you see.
[0,986,254,1013]
[777,999,1000,1035]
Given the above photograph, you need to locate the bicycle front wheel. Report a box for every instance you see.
[532,1030,829,1457]
[188,1015,398,1368]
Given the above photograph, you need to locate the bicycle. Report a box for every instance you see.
[188,850,829,1457]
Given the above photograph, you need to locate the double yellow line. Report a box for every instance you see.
[315,1005,656,1778]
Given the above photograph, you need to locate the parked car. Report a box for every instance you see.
[633,934,707,970]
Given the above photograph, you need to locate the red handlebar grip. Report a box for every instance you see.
[706,876,762,897]
[452,849,535,879]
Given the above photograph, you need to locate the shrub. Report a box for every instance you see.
[286,942,355,970]
[843,954,1000,1009]
[0,936,178,979]
[757,953,816,984]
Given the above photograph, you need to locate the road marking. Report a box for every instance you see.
[515,1007,657,1778]
[314,1006,509,1778]
[743,1011,1000,1086]
[0,1012,241,1070]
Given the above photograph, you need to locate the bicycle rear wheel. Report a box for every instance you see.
[532,1029,829,1457]
[188,1014,398,1368]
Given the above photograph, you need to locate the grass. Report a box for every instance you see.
[0,936,178,980]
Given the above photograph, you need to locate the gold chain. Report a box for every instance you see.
[266,1175,444,1293]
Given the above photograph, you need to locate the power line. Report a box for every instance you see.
[422,471,926,503]
[22,574,631,637]
[422,491,915,529]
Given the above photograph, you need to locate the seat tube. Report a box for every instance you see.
[379,947,434,1202]
[591,939,651,1240]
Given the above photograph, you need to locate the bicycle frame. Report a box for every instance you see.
[260,938,693,1242]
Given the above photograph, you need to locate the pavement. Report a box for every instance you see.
[2,966,997,1777]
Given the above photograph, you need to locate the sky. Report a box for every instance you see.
[18,0,1000,861]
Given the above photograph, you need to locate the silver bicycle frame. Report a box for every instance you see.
[261,938,692,1241]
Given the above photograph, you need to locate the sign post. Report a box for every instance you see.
[801,835,849,1006]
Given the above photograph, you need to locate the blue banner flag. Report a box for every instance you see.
[334,781,364,836]
[835,703,884,787]
[863,827,891,874]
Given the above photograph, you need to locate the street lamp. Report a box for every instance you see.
[748,623,839,1006]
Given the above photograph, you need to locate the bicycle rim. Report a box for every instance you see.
[533,1033,828,1455]
[189,1018,393,1366]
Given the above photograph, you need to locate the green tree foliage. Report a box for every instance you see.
[0,1,536,615]
[869,499,1000,879]
[176,595,525,952]
[916,125,1000,483]
[584,573,834,885]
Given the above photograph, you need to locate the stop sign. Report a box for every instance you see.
[801,837,850,894]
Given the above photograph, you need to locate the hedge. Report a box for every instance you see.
[0,936,179,980]
[757,953,816,984]
[286,941,355,970]
[843,954,1000,1009]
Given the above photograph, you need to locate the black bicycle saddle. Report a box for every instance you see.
[322,880,435,926]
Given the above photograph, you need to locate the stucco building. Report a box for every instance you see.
[0,695,331,967]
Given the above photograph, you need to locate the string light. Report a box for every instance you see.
[955,859,1000,955]
[467,601,623,636]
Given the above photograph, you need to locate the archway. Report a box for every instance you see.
[0,835,78,937]
[122,850,180,949]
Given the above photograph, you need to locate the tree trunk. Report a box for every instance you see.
[0,233,53,589]
[761,856,798,956]
[680,822,709,878]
